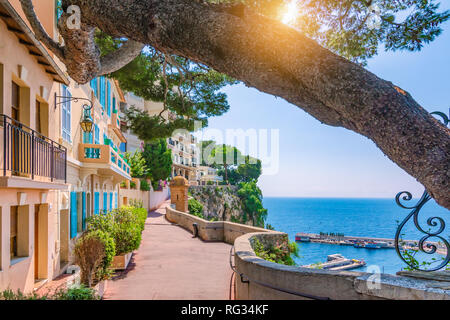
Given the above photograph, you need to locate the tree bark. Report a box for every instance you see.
[31,0,449,208]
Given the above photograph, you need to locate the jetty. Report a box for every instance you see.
[303,254,366,271]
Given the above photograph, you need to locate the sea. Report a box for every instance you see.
[263,197,450,274]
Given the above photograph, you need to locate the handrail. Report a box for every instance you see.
[0,114,66,150]
[1,113,67,182]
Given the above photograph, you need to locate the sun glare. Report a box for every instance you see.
[282,0,299,25]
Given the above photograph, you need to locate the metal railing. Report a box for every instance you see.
[1,114,67,183]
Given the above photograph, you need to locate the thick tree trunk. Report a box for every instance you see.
[57,0,448,208]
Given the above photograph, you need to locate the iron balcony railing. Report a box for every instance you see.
[1,114,67,183]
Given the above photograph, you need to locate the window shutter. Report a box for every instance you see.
[94,192,100,215]
[115,192,118,209]
[109,192,113,211]
[82,192,86,230]
[103,192,108,213]
[107,81,111,117]
[70,192,78,238]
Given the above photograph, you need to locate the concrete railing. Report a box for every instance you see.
[165,206,450,300]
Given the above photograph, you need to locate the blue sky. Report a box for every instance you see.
[200,6,450,199]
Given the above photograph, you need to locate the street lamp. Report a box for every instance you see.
[80,104,94,133]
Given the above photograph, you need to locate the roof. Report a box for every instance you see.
[114,79,126,103]
[0,0,69,85]
[170,176,189,187]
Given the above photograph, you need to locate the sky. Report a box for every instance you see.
[196,4,450,199]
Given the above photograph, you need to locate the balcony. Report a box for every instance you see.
[78,143,131,181]
[0,114,67,189]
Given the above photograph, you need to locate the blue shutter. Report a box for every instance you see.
[94,124,100,144]
[113,97,116,113]
[90,78,98,98]
[99,76,105,109]
[107,81,111,117]
[70,192,78,238]
[103,192,108,213]
[94,192,100,215]
[55,0,63,22]
[115,192,118,209]
[109,192,113,211]
[82,192,86,230]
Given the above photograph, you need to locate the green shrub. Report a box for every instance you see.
[74,230,113,287]
[110,207,143,256]
[140,179,150,191]
[0,286,99,300]
[130,181,137,189]
[0,289,45,300]
[207,181,214,186]
[252,238,299,266]
[188,198,204,218]
[53,285,99,300]
[129,199,144,208]
[85,206,147,263]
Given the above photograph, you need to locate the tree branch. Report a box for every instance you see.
[99,40,145,75]
[19,0,65,61]
[32,0,449,209]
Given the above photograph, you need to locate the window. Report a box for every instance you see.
[36,100,41,133]
[112,96,116,113]
[10,206,18,259]
[61,85,71,142]
[11,82,20,121]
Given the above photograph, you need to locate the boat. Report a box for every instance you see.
[365,243,382,249]
[353,242,365,248]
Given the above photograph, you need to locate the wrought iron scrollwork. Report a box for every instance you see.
[394,109,449,272]
[395,190,450,271]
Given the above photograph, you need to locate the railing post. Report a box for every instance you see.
[51,140,54,182]
[31,130,35,180]
[3,116,6,177]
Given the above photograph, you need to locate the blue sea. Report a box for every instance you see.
[263,197,450,274]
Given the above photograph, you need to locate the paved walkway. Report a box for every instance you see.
[104,202,233,300]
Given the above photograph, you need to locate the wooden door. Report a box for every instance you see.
[34,206,39,279]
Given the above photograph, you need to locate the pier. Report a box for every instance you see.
[303,254,366,271]
[295,233,446,254]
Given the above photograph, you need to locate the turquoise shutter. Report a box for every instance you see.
[90,78,98,98]
[107,81,111,117]
[82,192,86,230]
[70,192,78,238]
[115,192,118,209]
[99,76,105,109]
[94,192,100,215]
[109,192,113,211]
[103,192,108,213]
[94,124,100,144]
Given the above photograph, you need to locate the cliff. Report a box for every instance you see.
[189,185,255,226]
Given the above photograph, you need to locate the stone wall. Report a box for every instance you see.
[165,206,450,300]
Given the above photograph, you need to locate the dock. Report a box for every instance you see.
[303,254,366,271]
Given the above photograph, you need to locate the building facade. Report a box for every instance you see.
[0,0,131,293]
[0,0,70,293]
